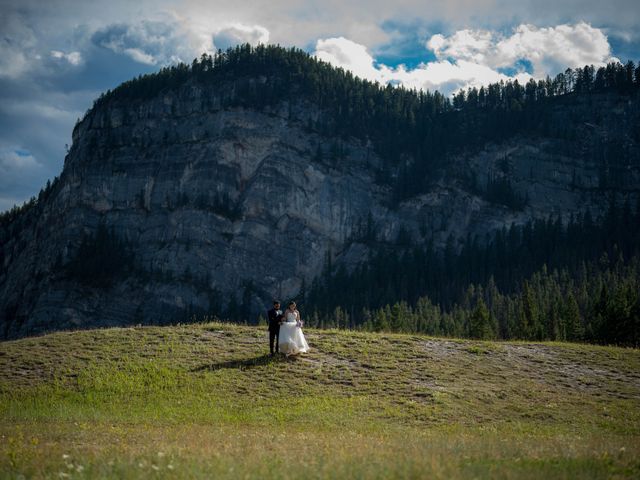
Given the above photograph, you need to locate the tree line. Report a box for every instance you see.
[302,198,640,346]
[303,255,639,347]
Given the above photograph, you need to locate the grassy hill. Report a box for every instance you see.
[1,323,639,479]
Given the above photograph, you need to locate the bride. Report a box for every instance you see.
[278,301,309,356]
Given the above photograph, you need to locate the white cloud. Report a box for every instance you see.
[91,20,205,65]
[213,23,270,51]
[388,60,530,94]
[314,37,382,82]
[51,50,83,65]
[315,23,615,95]
[428,22,616,77]
[90,19,272,65]
[427,30,494,65]
[314,36,530,95]
[123,47,157,65]
[0,149,41,171]
[0,14,38,79]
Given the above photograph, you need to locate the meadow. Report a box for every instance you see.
[1,322,639,478]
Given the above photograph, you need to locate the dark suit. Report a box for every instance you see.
[267,308,283,354]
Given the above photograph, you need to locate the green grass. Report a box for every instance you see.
[1,323,639,478]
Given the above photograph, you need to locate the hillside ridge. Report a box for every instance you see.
[1,45,639,338]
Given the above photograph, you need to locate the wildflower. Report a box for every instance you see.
[62,454,70,460]
[167,464,174,470]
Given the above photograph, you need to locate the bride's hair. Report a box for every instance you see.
[288,301,296,308]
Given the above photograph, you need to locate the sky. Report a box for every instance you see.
[1,0,639,212]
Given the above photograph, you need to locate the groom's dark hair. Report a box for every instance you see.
[273,300,280,305]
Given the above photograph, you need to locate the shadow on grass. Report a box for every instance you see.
[192,353,296,372]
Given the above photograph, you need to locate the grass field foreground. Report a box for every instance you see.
[1,323,639,478]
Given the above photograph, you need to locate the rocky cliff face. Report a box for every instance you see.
[1,76,639,338]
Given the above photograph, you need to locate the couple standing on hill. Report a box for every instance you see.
[267,300,309,356]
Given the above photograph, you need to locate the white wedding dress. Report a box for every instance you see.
[278,310,309,355]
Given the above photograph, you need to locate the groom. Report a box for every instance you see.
[267,300,284,355]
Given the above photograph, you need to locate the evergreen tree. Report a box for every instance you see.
[469,298,493,339]
[563,292,584,341]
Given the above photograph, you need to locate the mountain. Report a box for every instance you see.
[1,322,639,477]
[1,45,639,339]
